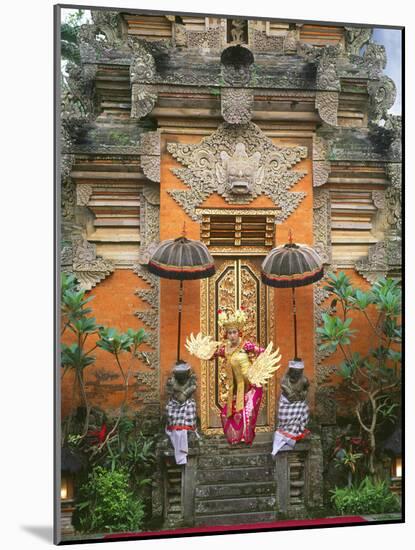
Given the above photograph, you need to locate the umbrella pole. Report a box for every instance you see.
[177,279,184,362]
[291,287,299,360]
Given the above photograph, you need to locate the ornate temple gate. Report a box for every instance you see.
[200,256,276,434]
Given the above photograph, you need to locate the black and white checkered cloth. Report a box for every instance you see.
[166,398,197,429]
[277,394,309,436]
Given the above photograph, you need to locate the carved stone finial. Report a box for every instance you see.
[368,75,397,123]
[345,27,373,55]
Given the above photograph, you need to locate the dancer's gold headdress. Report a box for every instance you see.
[217,307,248,331]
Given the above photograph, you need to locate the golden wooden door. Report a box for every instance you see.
[200,258,276,434]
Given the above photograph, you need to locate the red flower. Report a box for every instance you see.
[217,309,222,314]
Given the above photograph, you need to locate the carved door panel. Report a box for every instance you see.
[200,258,276,434]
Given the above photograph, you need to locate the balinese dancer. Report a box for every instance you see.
[272,359,310,456]
[185,308,281,445]
[165,361,197,464]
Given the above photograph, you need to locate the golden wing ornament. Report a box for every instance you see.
[247,342,282,387]
[185,332,221,361]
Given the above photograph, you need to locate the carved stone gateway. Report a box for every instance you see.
[167,122,307,219]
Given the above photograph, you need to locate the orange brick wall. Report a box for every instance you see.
[61,269,155,419]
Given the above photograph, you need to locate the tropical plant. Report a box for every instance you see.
[317,272,401,476]
[61,273,101,440]
[61,9,85,64]
[61,273,147,445]
[72,465,145,534]
[94,327,147,448]
[331,476,400,515]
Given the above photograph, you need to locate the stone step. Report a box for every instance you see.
[196,481,275,500]
[199,440,273,452]
[197,466,274,484]
[195,510,276,527]
[195,495,276,515]
[199,453,272,469]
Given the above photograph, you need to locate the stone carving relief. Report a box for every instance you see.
[167,122,307,220]
[298,43,341,91]
[345,27,373,55]
[221,88,253,124]
[362,43,387,78]
[138,130,161,183]
[78,10,125,49]
[368,75,397,124]
[313,188,332,265]
[134,371,159,404]
[355,241,388,283]
[220,45,254,86]
[62,237,114,291]
[130,42,158,119]
[228,20,247,44]
[173,22,224,50]
[315,91,338,126]
[76,184,93,206]
[313,136,331,187]
[385,163,402,232]
[216,142,262,198]
[384,114,402,160]
[250,29,285,53]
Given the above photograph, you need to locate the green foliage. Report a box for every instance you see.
[316,313,356,352]
[331,477,400,515]
[61,9,85,64]
[61,343,96,371]
[72,466,145,534]
[97,327,146,356]
[317,272,401,476]
[334,450,363,475]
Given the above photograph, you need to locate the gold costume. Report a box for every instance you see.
[223,343,251,417]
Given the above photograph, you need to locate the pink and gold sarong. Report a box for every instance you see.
[220,385,263,445]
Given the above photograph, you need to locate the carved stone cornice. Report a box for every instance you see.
[355,241,388,283]
[315,91,338,126]
[167,122,307,221]
[313,136,331,187]
[140,156,160,183]
[221,88,253,124]
[62,237,114,291]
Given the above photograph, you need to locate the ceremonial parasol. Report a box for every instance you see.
[148,231,215,362]
[261,231,323,360]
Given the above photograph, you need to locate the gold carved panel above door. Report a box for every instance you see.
[200,258,276,434]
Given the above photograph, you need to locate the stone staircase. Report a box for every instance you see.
[152,432,323,528]
[194,433,277,526]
